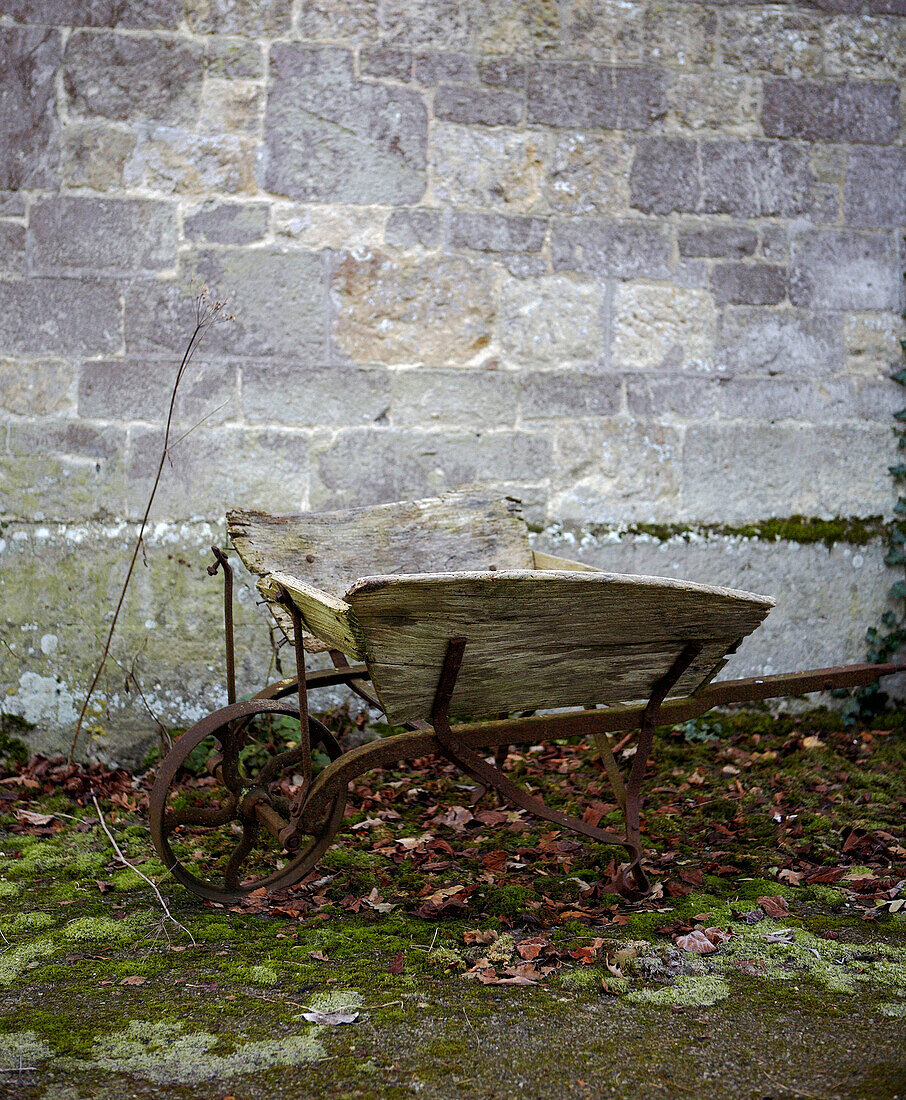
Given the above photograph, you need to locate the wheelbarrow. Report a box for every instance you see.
[149,489,903,903]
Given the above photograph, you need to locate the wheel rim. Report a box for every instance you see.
[149,699,346,904]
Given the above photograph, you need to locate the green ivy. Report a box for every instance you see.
[842,306,906,723]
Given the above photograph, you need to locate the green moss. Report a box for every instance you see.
[484,884,532,917]
[576,515,888,549]
[805,885,846,909]
[628,975,730,1007]
[0,937,56,985]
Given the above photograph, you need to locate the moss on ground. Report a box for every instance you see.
[0,706,904,1097]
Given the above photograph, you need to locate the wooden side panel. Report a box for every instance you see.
[346,571,774,723]
[258,572,366,659]
[532,550,599,572]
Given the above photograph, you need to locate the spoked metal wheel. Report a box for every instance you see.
[149,699,346,904]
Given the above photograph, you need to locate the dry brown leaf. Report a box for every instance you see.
[756,895,790,919]
[676,930,718,955]
[463,929,498,946]
[15,809,54,826]
[119,975,147,986]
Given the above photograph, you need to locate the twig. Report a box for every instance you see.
[91,793,195,946]
[68,290,231,764]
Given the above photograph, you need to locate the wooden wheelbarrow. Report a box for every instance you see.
[149,489,903,903]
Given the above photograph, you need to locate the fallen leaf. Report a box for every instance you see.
[778,869,803,886]
[416,885,470,919]
[515,936,550,961]
[388,951,406,975]
[95,880,115,894]
[119,976,147,986]
[756,895,790,919]
[463,929,498,946]
[308,951,329,962]
[801,736,825,750]
[436,805,473,831]
[675,928,732,954]
[763,928,796,944]
[302,1010,359,1025]
[15,809,54,826]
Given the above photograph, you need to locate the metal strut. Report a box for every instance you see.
[426,638,703,897]
[207,546,236,705]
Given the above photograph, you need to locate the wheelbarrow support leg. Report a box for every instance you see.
[207,546,236,705]
[621,641,703,893]
[429,639,658,895]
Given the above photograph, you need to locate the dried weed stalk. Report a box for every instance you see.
[68,290,232,764]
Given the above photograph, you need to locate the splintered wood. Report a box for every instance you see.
[228,488,534,653]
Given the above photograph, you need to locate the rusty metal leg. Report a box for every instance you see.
[620,642,704,893]
[280,592,312,806]
[207,546,236,705]
[429,640,647,876]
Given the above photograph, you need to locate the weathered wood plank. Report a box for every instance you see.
[258,572,366,659]
[532,550,599,572]
[345,570,773,723]
[228,488,533,653]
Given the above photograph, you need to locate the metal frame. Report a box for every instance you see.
[148,547,906,903]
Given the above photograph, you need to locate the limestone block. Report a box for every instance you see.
[380,0,475,49]
[720,10,823,78]
[60,123,137,191]
[679,226,757,258]
[298,0,379,42]
[184,0,291,36]
[0,359,76,417]
[477,56,527,90]
[2,0,182,26]
[0,223,25,276]
[612,284,717,370]
[668,74,759,134]
[845,312,906,377]
[711,263,788,307]
[264,44,427,204]
[550,420,682,523]
[527,62,667,130]
[203,37,265,80]
[845,147,906,227]
[273,204,386,250]
[0,278,121,356]
[361,48,413,81]
[625,375,720,419]
[717,308,844,377]
[497,275,605,365]
[125,250,327,360]
[762,79,900,144]
[78,360,238,425]
[311,427,551,509]
[434,85,523,127]
[0,195,25,217]
[790,230,901,310]
[184,201,269,244]
[200,79,263,136]
[429,124,547,212]
[413,52,475,85]
[331,252,496,366]
[682,423,895,523]
[543,133,631,216]
[520,371,621,419]
[552,219,671,279]
[28,197,178,276]
[450,211,546,253]
[127,426,311,519]
[631,139,813,217]
[63,31,204,125]
[558,0,647,63]
[240,364,391,427]
[473,0,559,56]
[390,367,519,428]
[0,27,61,190]
[385,208,444,248]
[716,377,868,422]
[5,421,128,520]
[645,2,716,66]
[824,15,905,80]
[123,127,257,195]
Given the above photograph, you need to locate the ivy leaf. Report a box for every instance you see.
[888,464,906,479]
[888,581,906,601]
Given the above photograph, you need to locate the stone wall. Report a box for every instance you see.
[0,0,903,760]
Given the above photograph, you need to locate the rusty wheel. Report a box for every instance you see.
[149,699,346,904]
